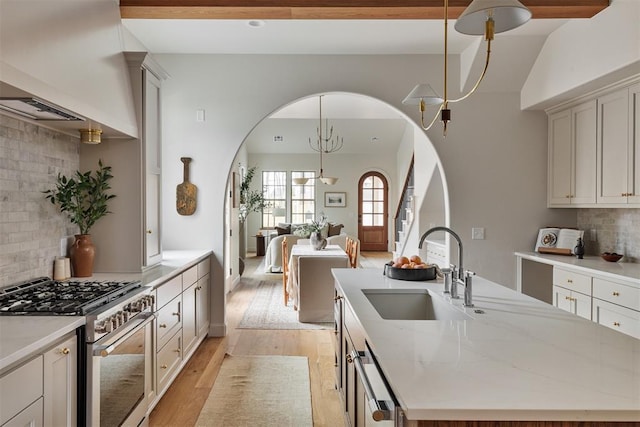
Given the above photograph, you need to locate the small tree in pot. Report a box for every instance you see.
[44,160,116,277]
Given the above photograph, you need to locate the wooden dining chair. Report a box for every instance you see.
[348,238,359,268]
[282,236,289,305]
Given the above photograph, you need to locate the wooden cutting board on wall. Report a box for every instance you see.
[176,157,197,215]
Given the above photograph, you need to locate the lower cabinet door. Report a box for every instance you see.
[3,397,43,427]
[593,299,640,339]
[553,286,591,320]
[156,330,182,394]
[43,333,77,427]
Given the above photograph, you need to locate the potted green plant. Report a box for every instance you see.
[308,215,328,250]
[43,160,116,277]
[238,166,268,264]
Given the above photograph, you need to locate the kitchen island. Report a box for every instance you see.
[333,268,640,424]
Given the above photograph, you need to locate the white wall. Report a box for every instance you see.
[156,52,575,327]
[521,0,640,110]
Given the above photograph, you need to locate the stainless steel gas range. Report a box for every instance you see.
[0,277,155,427]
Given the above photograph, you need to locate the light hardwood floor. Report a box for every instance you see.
[149,251,391,426]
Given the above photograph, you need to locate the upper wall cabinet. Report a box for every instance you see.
[548,100,597,206]
[547,79,640,208]
[125,52,168,268]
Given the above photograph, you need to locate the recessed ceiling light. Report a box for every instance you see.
[247,20,265,28]
[371,137,380,143]
[273,136,283,142]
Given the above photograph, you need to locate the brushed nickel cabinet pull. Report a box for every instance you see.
[61,347,70,355]
[613,322,621,327]
[567,279,573,283]
[161,364,168,369]
[159,323,167,328]
[612,291,620,297]
[147,230,152,234]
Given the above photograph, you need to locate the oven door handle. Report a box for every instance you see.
[93,312,155,357]
[351,350,393,421]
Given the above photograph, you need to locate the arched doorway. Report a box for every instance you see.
[358,171,388,251]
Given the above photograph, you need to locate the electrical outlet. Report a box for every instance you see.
[472,227,485,240]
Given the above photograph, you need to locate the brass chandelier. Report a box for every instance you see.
[293,95,342,185]
[403,0,532,136]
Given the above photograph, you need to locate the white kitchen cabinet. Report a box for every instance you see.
[592,276,640,339]
[1,333,76,427]
[182,258,211,358]
[592,299,640,339]
[2,398,43,427]
[597,88,630,204]
[151,255,212,410]
[143,68,163,266]
[43,333,77,427]
[552,267,592,320]
[552,285,592,320]
[195,260,211,339]
[547,100,597,206]
[82,52,167,272]
[628,82,640,205]
[0,356,43,426]
[547,78,640,208]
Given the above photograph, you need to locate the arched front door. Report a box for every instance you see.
[358,172,388,251]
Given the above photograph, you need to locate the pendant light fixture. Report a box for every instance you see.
[402,0,531,136]
[293,95,342,185]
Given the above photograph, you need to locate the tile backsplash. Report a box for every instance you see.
[578,208,640,263]
[0,115,79,287]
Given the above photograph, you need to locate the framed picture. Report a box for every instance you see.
[325,192,346,207]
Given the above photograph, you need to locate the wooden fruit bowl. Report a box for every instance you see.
[601,253,623,262]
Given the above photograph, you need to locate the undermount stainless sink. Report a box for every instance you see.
[362,289,471,321]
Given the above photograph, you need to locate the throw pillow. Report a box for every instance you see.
[275,225,291,235]
[328,223,344,237]
[292,224,311,238]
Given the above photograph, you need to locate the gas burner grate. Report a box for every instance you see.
[0,277,142,315]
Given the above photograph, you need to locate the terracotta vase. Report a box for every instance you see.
[70,234,95,277]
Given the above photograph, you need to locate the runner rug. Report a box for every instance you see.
[237,280,332,330]
[195,355,313,427]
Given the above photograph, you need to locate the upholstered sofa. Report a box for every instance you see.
[262,222,346,273]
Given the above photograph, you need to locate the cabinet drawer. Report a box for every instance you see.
[593,277,640,311]
[592,299,640,339]
[552,267,591,295]
[156,275,182,308]
[3,396,43,427]
[156,330,182,394]
[0,356,43,425]
[182,266,198,291]
[197,257,210,279]
[156,295,182,349]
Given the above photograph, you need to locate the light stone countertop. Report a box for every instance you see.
[333,268,640,422]
[515,252,640,286]
[0,250,212,373]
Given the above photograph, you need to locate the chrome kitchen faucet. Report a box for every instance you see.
[418,226,474,307]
